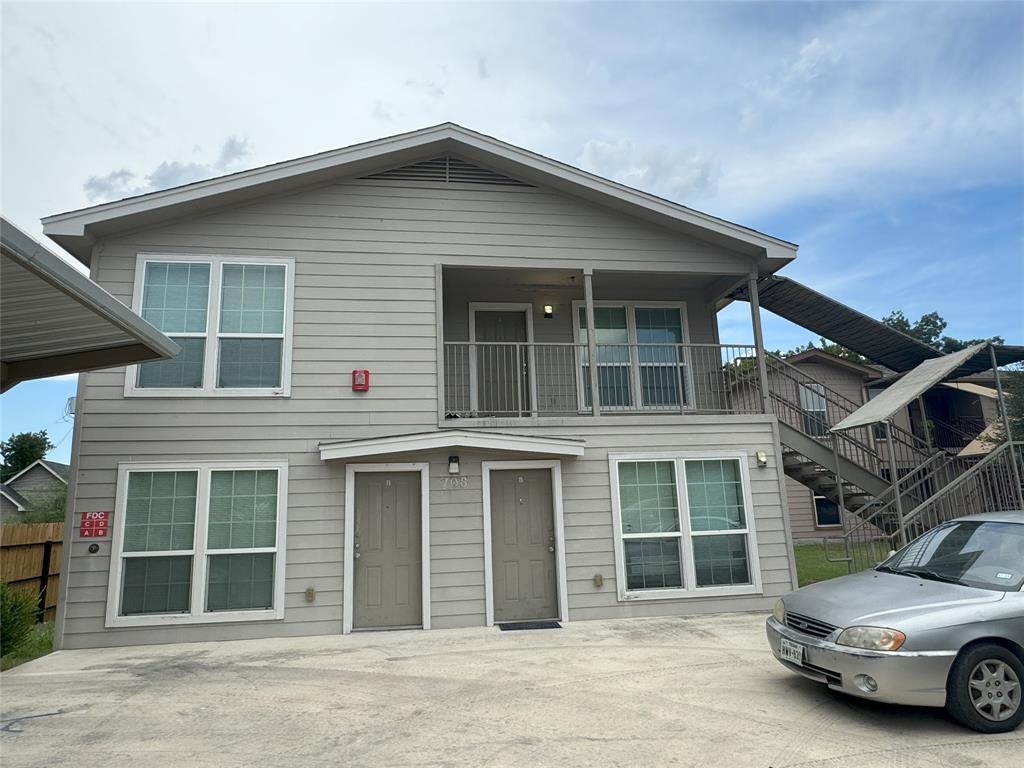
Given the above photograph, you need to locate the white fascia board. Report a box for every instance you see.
[319,429,585,461]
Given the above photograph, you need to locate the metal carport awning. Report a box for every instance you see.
[731,275,1024,374]
[1,217,179,392]
[830,343,989,432]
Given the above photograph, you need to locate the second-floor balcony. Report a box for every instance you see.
[443,341,764,418]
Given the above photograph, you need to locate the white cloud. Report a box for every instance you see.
[577,139,717,201]
[82,135,252,202]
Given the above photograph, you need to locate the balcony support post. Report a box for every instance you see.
[583,270,601,417]
[990,343,1024,507]
[747,272,771,414]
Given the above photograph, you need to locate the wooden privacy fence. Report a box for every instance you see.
[1,523,63,623]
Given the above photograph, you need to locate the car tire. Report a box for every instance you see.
[945,644,1024,733]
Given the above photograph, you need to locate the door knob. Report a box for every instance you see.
[354,552,361,559]
[548,546,555,552]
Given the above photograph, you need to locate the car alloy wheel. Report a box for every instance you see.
[969,659,1021,722]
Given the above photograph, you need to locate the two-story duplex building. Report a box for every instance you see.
[44,124,809,649]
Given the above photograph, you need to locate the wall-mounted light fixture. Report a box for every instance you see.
[543,305,554,319]
[448,455,460,475]
[756,451,768,467]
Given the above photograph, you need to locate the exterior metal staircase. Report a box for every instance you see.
[763,354,1024,572]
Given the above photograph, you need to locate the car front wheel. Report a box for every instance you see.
[946,644,1024,733]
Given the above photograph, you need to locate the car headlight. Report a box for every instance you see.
[836,626,906,651]
[771,599,785,624]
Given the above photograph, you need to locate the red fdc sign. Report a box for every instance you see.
[80,511,110,538]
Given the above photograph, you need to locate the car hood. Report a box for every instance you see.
[784,569,1005,629]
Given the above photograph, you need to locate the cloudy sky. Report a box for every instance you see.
[2,1,1022,462]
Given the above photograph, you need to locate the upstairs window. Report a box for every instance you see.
[129,255,294,396]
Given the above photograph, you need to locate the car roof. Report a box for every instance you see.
[951,510,1024,525]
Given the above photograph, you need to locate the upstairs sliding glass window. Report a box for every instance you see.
[575,302,690,411]
[130,255,294,397]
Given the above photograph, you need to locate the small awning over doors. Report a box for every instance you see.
[319,429,585,461]
[830,343,990,432]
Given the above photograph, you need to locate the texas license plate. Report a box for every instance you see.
[780,638,804,665]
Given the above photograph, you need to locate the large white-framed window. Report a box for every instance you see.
[572,301,692,411]
[105,460,288,627]
[799,382,828,436]
[608,451,762,600]
[126,254,295,397]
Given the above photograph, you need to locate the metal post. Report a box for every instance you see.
[917,396,932,452]
[747,273,771,414]
[583,270,601,417]
[885,419,907,548]
[831,435,853,573]
[990,343,1024,507]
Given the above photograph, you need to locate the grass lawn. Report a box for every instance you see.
[793,542,887,586]
[1,622,54,671]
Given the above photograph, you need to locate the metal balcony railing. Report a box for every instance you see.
[442,341,762,418]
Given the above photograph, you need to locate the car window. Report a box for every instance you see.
[882,521,1024,591]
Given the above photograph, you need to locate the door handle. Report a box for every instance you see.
[354,552,361,559]
[548,546,555,552]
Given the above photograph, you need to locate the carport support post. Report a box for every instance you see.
[989,343,1024,508]
[747,272,771,414]
[917,396,932,452]
[583,270,601,417]
[886,419,908,549]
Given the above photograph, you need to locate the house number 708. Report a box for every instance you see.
[440,476,469,489]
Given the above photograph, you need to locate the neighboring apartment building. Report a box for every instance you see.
[0,459,70,521]
[781,348,1001,540]
[44,125,805,649]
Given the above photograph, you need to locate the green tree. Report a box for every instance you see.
[0,431,54,482]
[986,366,1024,445]
[22,485,67,524]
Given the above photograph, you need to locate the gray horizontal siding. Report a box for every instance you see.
[61,173,779,649]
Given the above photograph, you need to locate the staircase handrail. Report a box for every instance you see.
[898,441,1022,534]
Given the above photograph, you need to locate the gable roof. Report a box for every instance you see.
[784,348,883,380]
[42,123,797,270]
[6,458,70,487]
[0,483,28,511]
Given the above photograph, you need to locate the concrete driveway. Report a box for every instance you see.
[1,613,1018,768]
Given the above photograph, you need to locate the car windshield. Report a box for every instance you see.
[879,520,1024,592]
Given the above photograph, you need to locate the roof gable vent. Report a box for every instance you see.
[362,155,531,187]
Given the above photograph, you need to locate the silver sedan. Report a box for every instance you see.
[767,511,1024,733]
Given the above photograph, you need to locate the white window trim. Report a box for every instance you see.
[481,460,569,627]
[608,450,763,601]
[124,253,295,398]
[105,460,289,628]
[343,463,431,634]
[813,493,843,529]
[570,300,694,412]
[467,302,538,416]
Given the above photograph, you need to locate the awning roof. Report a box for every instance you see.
[1,217,179,392]
[831,344,988,431]
[732,275,1024,374]
[319,429,586,461]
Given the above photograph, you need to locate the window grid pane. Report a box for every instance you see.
[207,469,278,550]
[618,461,679,534]
[120,555,192,615]
[217,338,283,388]
[219,264,286,335]
[624,539,683,590]
[692,534,750,587]
[206,553,275,612]
[137,337,206,389]
[685,459,746,532]
[123,471,198,552]
[141,262,210,333]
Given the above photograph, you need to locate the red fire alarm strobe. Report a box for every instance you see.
[352,370,370,391]
[80,511,111,538]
